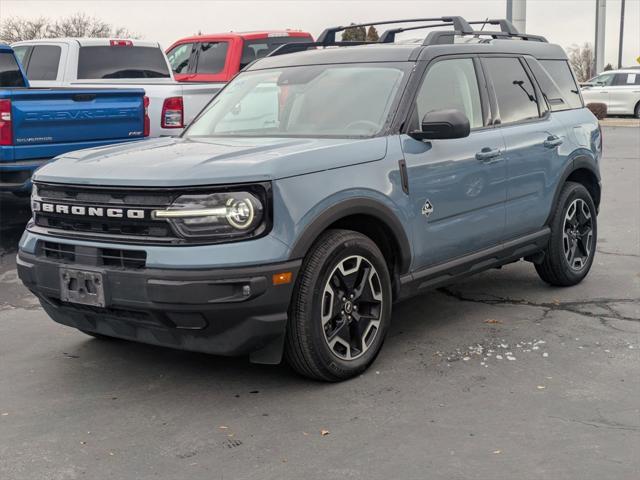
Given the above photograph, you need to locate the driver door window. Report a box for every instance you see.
[413,58,484,129]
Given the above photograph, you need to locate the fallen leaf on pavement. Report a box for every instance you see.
[484,319,501,324]
[321,429,330,436]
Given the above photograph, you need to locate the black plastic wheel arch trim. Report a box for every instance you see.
[289,198,412,275]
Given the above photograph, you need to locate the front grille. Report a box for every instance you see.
[33,183,178,243]
[37,241,147,269]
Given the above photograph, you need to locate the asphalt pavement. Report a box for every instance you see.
[0,126,638,480]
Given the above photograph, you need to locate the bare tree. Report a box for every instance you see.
[567,43,595,82]
[0,13,137,42]
[0,17,48,43]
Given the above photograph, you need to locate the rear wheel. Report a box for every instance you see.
[535,182,597,286]
[285,229,392,381]
[634,102,640,119]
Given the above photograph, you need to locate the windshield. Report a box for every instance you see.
[185,63,407,138]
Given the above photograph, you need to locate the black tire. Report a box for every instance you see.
[634,102,640,119]
[535,182,597,286]
[285,229,393,381]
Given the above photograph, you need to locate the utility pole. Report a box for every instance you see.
[506,0,527,33]
[594,0,607,75]
[618,0,626,68]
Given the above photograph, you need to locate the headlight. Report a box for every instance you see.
[31,184,40,213]
[153,189,267,240]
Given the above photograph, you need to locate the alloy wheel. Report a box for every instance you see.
[562,198,594,271]
[320,255,384,361]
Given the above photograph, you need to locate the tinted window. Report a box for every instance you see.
[196,42,228,74]
[166,43,194,74]
[612,72,640,86]
[538,60,583,109]
[0,52,27,87]
[485,57,539,124]
[25,45,60,81]
[77,46,170,79]
[414,58,483,129]
[240,36,311,69]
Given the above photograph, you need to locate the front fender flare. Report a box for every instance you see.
[289,197,412,274]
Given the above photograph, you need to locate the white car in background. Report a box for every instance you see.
[581,68,640,118]
[12,38,224,136]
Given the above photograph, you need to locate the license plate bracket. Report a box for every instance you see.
[59,268,106,308]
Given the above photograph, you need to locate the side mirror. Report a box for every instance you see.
[409,109,471,141]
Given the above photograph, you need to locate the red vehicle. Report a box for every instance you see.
[166,31,313,83]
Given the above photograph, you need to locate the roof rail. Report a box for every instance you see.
[316,17,473,45]
[423,29,547,45]
[266,16,546,60]
[379,18,546,44]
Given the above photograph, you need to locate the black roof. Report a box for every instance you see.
[249,40,568,70]
[247,17,568,70]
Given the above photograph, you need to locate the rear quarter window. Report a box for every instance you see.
[539,60,583,109]
[26,45,61,81]
[77,46,170,79]
[0,52,27,87]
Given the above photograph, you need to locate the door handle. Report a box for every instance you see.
[543,135,563,148]
[475,147,502,163]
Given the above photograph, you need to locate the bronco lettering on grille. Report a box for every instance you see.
[35,202,146,219]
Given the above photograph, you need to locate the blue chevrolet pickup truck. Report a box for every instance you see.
[0,44,149,195]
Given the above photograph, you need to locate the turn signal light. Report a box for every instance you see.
[272,272,292,286]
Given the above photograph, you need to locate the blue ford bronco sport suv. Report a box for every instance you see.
[18,17,602,381]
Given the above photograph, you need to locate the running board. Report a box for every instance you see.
[397,228,550,300]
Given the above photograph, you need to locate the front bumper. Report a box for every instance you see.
[17,250,301,364]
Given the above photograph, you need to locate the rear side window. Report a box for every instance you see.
[166,43,194,74]
[612,72,640,86]
[414,58,484,129]
[0,52,27,87]
[240,36,311,69]
[538,60,583,109]
[195,42,229,74]
[25,45,61,81]
[77,46,170,79]
[484,57,540,124]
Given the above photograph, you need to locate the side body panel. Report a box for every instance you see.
[401,131,507,269]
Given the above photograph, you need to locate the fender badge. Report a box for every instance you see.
[422,200,434,217]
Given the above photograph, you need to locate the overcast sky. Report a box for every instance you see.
[1,0,638,66]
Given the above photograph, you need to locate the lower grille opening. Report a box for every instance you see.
[101,249,147,269]
[36,241,147,269]
[41,241,75,262]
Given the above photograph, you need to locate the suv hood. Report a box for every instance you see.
[34,137,388,187]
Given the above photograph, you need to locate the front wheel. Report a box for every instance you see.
[285,229,392,381]
[535,182,597,286]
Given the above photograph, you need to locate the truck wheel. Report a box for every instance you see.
[285,229,392,381]
[535,182,597,286]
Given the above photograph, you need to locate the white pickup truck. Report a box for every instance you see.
[12,38,224,136]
